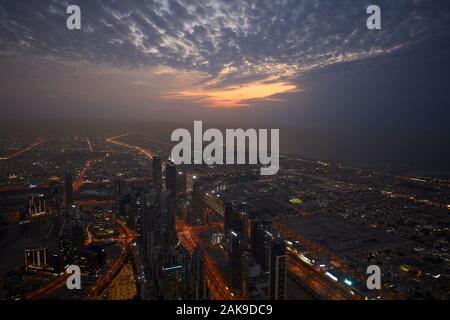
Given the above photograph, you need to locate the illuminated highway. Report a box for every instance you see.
[73,160,92,192]
[287,251,359,300]
[176,219,237,300]
[86,137,93,152]
[106,133,154,159]
[0,138,45,160]
[25,273,70,300]
[85,219,136,299]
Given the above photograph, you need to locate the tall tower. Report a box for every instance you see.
[224,202,233,233]
[250,216,273,272]
[237,204,249,250]
[113,178,123,219]
[192,181,205,225]
[176,170,187,195]
[228,228,243,294]
[269,236,287,300]
[64,173,73,209]
[152,156,162,204]
[161,192,177,249]
[165,161,177,202]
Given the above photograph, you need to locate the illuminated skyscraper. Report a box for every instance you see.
[269,237,287,300]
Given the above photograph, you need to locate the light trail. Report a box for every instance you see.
[106,133,154,159]
[0,138,45,160]
[86,137,93,152]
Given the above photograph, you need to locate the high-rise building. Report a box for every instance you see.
[176,170,187,195]
[228,229,243,294]
[224,202,233,233]
[250,216,273,272]
[228,203,249,246]
[142,198,154,260]
[192,181,205,225]
[51,253,63,274]
[237,204,249,250]
[127,192,137,230]
[113,178,123,214]
[269,237,287,300]
[72,224,85,253]
[27,193,50,216]
[152,156,162,203]
[160,191,177,249]
[191,245,208,300]
[160,265,184,300]
[25,247,49,272]
[64,173,73,209]
[165,161,177,201]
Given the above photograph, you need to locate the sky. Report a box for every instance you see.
[0,0,450,167]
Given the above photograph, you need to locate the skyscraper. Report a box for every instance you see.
[269,237,287,300]
[64,173,73,209]
[176,170,187,195]
[24,247,49,272]
[27,193,50,216]
[152,156,162,203]
[224,202,233,233]
[127,192,137,230]
[160,265,184,300]
[161,192,177,249]
[228,228,243,294]
[165,161,177,201]
[250,216,273,272]
[237,204,249,250]
[113,178,123,215]
[140,192,155,271]
[192,181,205,225]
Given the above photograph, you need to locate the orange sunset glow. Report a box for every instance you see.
[166,80,299,108]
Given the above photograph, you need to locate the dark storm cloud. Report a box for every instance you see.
[1,0,449,86]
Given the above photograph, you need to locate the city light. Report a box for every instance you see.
[325,272,338,282]
[344,279,353,286]
[0,0,448,303]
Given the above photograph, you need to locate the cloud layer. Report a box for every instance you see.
[1,0,449,88]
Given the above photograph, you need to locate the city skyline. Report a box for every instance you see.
[1,0,450,304]
[1,1,450,169]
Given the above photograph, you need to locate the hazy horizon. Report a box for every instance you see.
[1,0,450,172]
